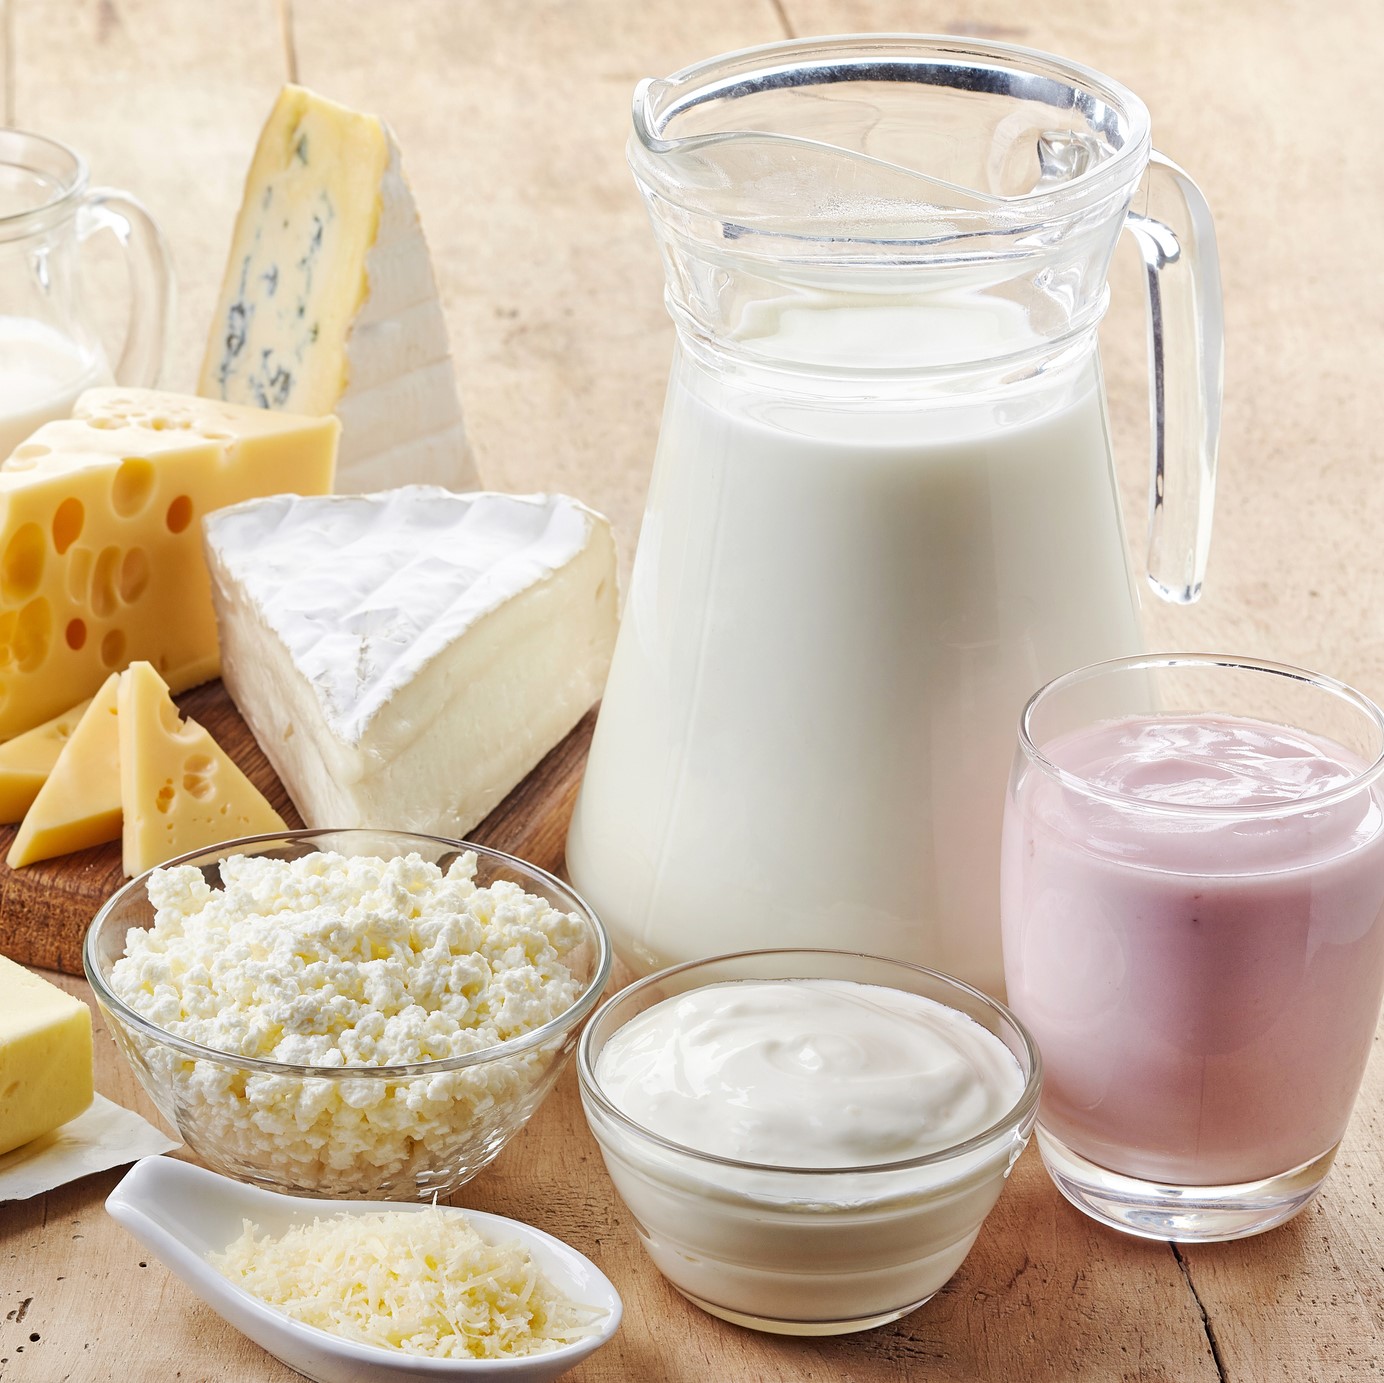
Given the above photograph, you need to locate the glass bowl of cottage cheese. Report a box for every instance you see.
[85,829,611,1201]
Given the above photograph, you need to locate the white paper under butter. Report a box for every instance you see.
[203,488,618,836]
[0,1094,178,1202]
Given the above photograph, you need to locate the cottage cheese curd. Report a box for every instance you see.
[109,849,585,1195]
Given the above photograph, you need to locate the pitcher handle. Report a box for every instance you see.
[77,187,175,389]
[1123,151,1224,605]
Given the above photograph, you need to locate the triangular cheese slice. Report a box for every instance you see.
[118,661,287,876]
[0,695,93,824]
[8,675,121,867]
[203,488,618,839]
[198,84,478,494]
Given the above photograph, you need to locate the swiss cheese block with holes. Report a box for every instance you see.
[0,692,93,822]
[199,85,478,493]
[0,387,337,740]
[118,661,286,877]
[8,672,121,867]
[203,488,618,837]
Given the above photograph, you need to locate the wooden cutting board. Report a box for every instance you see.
[0,681,598,976]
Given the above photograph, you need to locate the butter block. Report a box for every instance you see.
[8,672,121,867]
[0,694,92,823]
[0,387,337,740]
[0,955,93,1155]
[199,85,478,493]
[119,661,287,877]
[203,488,618,837]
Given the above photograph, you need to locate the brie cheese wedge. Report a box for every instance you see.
[203,488,618,837]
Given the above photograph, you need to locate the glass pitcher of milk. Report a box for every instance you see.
[568,36,1223,997]
[0,130,172,456]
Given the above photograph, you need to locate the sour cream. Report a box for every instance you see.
[582,972,1036,1335]
[594,979,1023,1167]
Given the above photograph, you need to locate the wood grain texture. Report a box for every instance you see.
[0,680,596,978]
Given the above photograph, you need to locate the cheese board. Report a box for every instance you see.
[0,680,597,977]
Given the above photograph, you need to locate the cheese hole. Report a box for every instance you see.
[13,598,51,673]
[112,458,156,517]
[155,781,175,814]
[65,618,86,651]
[2,523,45,601]
[100,627,126,668]
[52,498,84,554]
[90,546,120,618]
[184,754,214,775]
[183,773,214,801]
[166,495,193,534]
[86,417,117,430]
[149,417,169,431]
[201,430,231,441]
[11,443,50,459]
[65,546,94,602]
[119,547,150,603]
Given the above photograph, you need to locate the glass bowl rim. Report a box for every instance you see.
[83,827,613,1080]
[577,947,1041,1177]
[1018,652,1384,819]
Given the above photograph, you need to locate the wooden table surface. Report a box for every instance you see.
[3,1,1383,1380]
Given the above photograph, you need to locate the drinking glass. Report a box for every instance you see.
[1000,654,1384,1240]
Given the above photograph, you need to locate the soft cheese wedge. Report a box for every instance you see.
[118,661,287,877]
[0,388,337,740]
[200,85,477,494]
[0,954,93,1156]
[203,488,618,837]
[8,673,121,867]
[0,694,92,823]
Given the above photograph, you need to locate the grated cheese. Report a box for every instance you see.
[210,1205,603,1359]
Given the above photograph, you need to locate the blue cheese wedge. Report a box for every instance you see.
[202,488,618,837]
[199,85,478,493]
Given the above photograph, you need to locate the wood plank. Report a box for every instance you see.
[287,0,792,578]
[0,679,597,977]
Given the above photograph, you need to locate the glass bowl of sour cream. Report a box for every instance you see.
[578,949,1041,1336]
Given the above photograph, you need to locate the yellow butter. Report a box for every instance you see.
[0,954,93,1155]
[7,673,121,868]
[0,387,337,740]
[0,694,92,823]
[119,661,286,876]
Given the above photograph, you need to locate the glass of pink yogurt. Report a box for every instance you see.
[1001,654,1384,1240]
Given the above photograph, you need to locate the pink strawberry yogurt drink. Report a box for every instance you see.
[1001,656,1384,1241]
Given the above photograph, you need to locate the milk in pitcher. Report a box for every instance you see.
[568,296,1144,996]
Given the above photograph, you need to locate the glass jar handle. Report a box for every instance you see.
[1123,151,1224,605]
[77,188,175,389]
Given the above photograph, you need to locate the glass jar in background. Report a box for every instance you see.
[0,129,173,456]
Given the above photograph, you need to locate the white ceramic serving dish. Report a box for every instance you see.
[105,1157,622,1383]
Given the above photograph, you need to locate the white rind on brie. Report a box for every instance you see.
[203,487,618,837]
